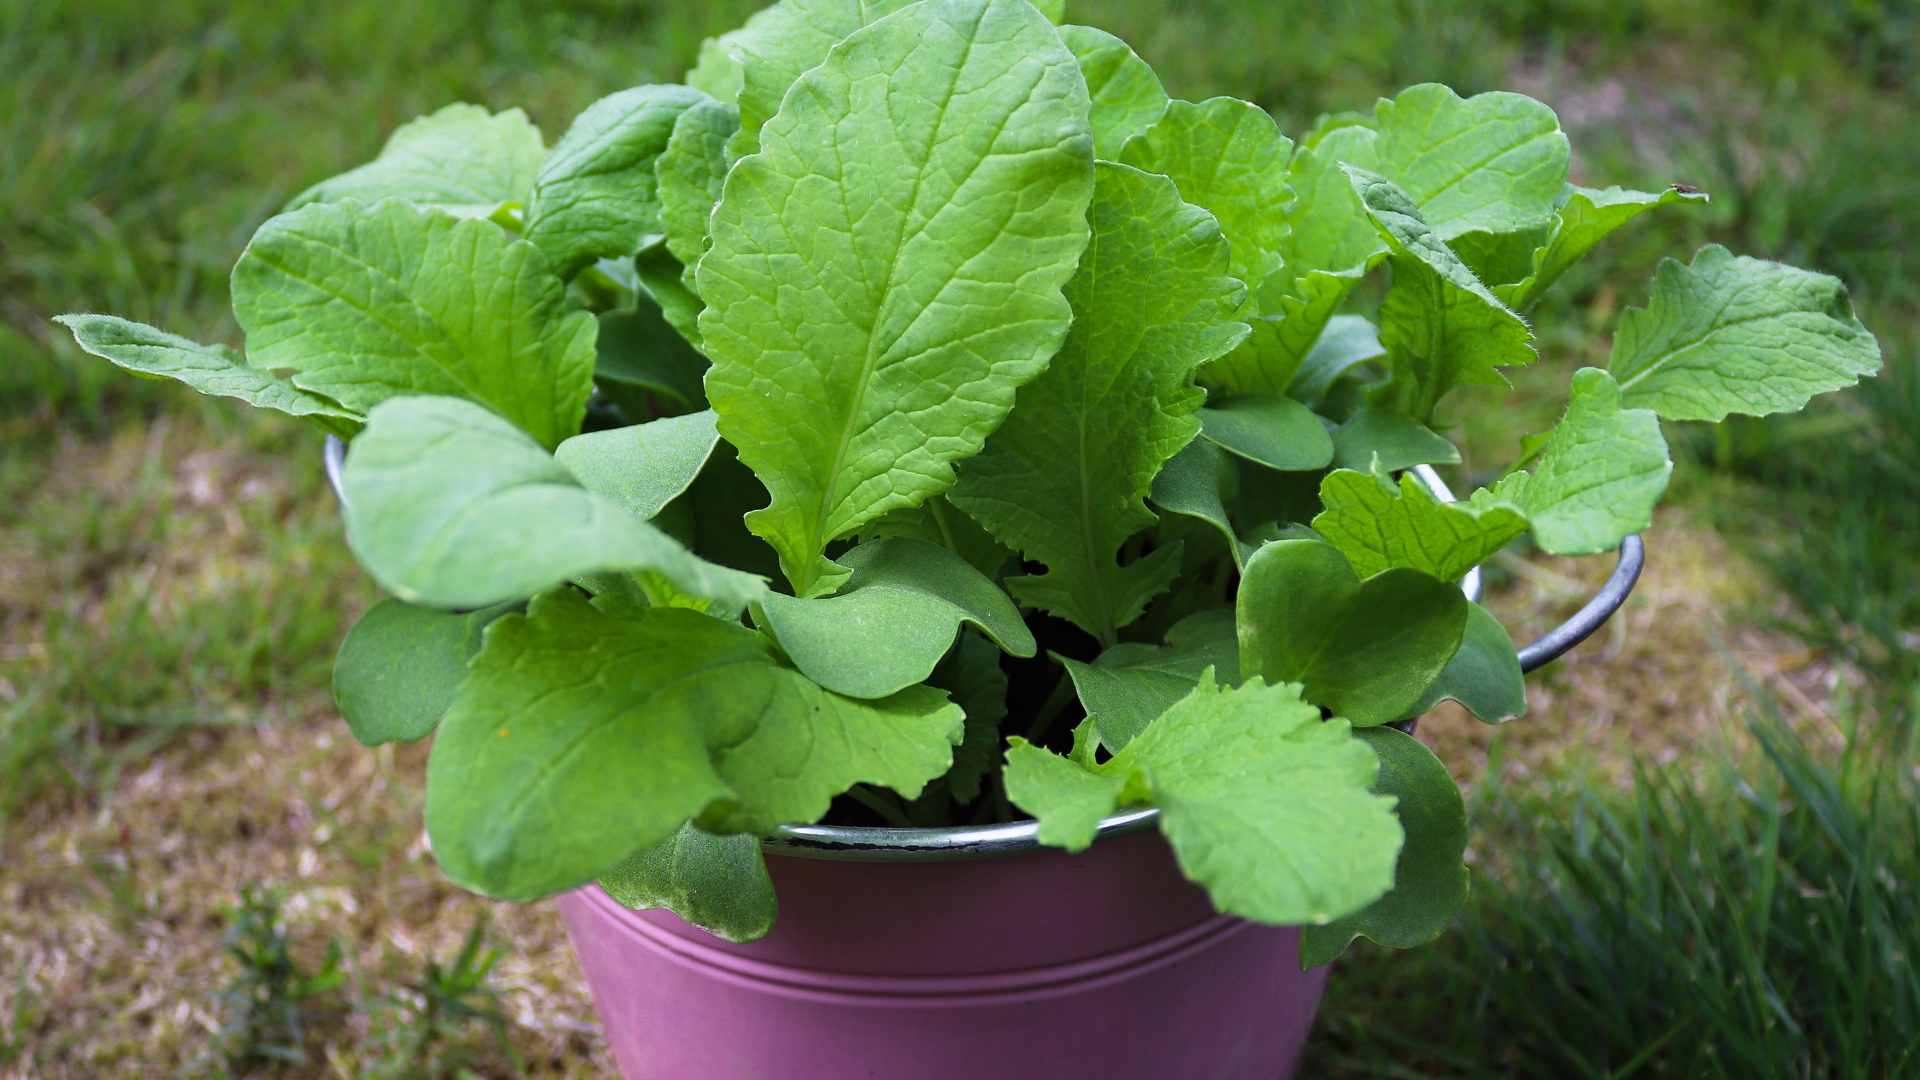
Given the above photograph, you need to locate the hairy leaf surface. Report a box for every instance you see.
[599,823,777,943]
[287,103,545,215]
[554,410,722,521]
[231,198,596,450]
[701,0,1095,596]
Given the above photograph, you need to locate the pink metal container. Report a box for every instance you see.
[555,823,1330,1079]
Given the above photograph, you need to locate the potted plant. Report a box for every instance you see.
[60,0,1882,1075]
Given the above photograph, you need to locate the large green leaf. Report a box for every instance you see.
[1118,97,1291,300]
[656,96,740,296]
[1059,25,1168,160]
[1060,608,1238,751]
[1197,394,1334,472]
[1607,245,1882,422]
[56,315,359,437]
[287,103,546,215]
[721,0,918,158]
[1365,84,1568,241]
[1299,727,1468,967]
[427,589,960,898]
[230,198,597,451]
[950,162,1242,645]
[1405,601,1525,723]
[332,598,516,746]
[1280,124,1386,279]
[1495,185,1706,312]
[1237,538,1468,727]
[687,33,747,104]
[598,823,777,943]
[523,85,708,279]
[757,538,1035,699]
[340,395,765,610]
[1346,168,1536,423]
[701,0,1095,597]
[554,410,722,521]
[1149,438,1253,569]
[1313,464,1527,583]
[1007,674,1402,925]
[1479,368,1671,556]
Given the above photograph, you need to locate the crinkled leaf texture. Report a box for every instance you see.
[1061,608,1239,751]
[1346,167,1536,423]
[1480,368,1671,556]
[1608,245,1882,421]
[523,85,708,279]
[1405,601,1525,723]
[56,314,359,438]
[1006,674,1402,925]
[1313,464,1527,584]
[720,0,918,158]
[656,96,740,304]
[1237,538,1467,727]
[700,0,1095,597]
[554,409,721,521]
[1496,185,1706,312]
[427,588,961,899]
[339,395,765,611]
[231,198,596,451]
[1060,25,1167,160]
[950,162,1243,645]
[1299,726,1468,967]
[287,103,546,215]
[598,823,777,943]
[332,598,516,746]
[757,537,1035,700]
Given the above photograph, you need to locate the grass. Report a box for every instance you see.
[2,0,1916,1073]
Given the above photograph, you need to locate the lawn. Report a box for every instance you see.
[2,0,1916,1075]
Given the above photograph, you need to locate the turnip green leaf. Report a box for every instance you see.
[1197,394,1335,472]
[687,33,747,105]
[757,537,1035,700]
[1364,84,1568,241]
[332,598,516,746]
[1287,314,1386,408]
[231,198,597,451]
[340,395,765,610]
[287,103,546,216]
[1496,185,1707,312]
[634,241,706,347]
[1298,726,1468,967]
[1607,245,1883,421]
[950,162,1242,645]
[1060,609,1239,751]
[427,589,960,898]
[554,409,722,521]
[523,85,708,279]
[594,298,709,411]
[1313,464,1528,584]
[1404,601,1525,723]
[701,0,1095,597]
[858,496,1014,580]
[1330,408,1460,472]
[655,96,740,297]
[56,314,360,438]
[721,0,917,159]
[928,630,1009,804]
[1060,25,1168,160]
[1149,438,1253,569]
[1480,368,1671,555]
[1002,737,1126,850]
[598,822,777,943]
[1237,538,1467,726]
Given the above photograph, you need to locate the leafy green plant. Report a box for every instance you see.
[58,0,1879,959]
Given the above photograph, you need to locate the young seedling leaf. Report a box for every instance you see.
[554,409,722,521]
[1197,394,1335,472]
[656,96,740,291]
[1313,464,1527,583]
[1237,538,1467,726]
[1496,185,1707,311]
[523,85,709,279]
[757,537,1035,700]
[287,103,546,215]
[1331,408,1460,472]
[1061,609,1239,751]
[951,163,1243,645]
[927,630,1009,804]
[1060,25,1168,159]
[1298,726,1468,967]
[231,198,597,450]
[332,598,517,746]
[1607,245,1882,421]
[722,0,918,158]
[1346,167,1536,423]
[857,496,1014,580]
[1003,737,1127,850]
[594,297,710,410]
[1149,438,1253,569]
[701,0,1095,597]
[340,395,765,610]
[1119,97,1291,298]
[598,822,777,943]
[1479,367,1670,555]
[55,314,360,438]
[1403,601,1525,723]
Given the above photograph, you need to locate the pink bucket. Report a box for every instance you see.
[554,826,1329,1079]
